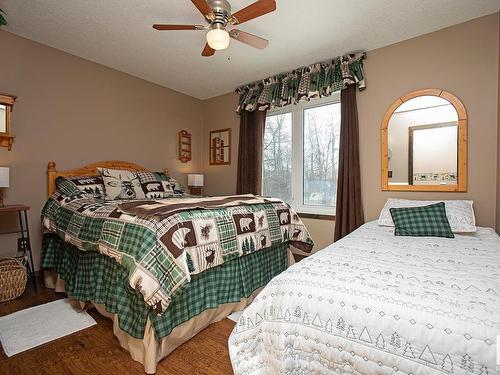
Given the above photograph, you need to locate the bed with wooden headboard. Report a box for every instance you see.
[46,160,169,197]
[41,160,308,373]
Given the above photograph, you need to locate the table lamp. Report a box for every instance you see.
[0,167,9,207]
[187,174,204,196]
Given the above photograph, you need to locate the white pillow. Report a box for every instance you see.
[378,198,476,233]
[97,168,146,200]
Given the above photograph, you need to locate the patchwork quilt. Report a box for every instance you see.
[229,221,500,375]
[42,192,313,315]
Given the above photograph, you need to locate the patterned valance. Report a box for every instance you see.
[236,52,366,113]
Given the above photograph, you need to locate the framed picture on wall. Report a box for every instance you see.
[209,128,231,165]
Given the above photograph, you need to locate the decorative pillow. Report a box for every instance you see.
[378,198,476,233]
[136,171,186,196]
[135,171,176,199]
[56,175,105,198]
[389,203,455,238]
[165,175,186,196]
[97,168,145,200]
[55,177,80,196]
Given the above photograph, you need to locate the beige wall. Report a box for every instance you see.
[202,93,240,196]
[497,12,500,234]
[0,31,204,269]
[202,13,500,251]
[359,13,498,227]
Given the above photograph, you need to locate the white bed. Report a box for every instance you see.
[229,221,500,374]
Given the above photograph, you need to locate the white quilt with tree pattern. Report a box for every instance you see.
[229,221,500,375]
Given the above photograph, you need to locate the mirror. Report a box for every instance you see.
[0,94,16,150]
[381,89,467,192]
[209,128,231,165]
[0,105,6,133]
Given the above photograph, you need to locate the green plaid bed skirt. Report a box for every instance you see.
[41,233,288,340]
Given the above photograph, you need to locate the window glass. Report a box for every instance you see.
[263,96,340,214]
[303,103,341,207]
[263,112,292,203]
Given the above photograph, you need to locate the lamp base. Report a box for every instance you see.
[0,188,4,207]
[188,186,202,196]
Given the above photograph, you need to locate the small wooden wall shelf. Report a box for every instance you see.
[178,130,192,163]
[0,94,16,151]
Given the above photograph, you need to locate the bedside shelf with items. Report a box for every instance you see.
[0,205,37,291]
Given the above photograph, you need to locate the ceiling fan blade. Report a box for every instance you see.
[153,24,204,30]
[230,0,276,25]
[191,0,214,19]
[202,43,215,57]
[229,29,268,49]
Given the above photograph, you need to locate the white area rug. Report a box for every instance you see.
[0,298,97,357]
[228,309,245,323]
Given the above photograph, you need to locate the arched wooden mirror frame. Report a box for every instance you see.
[381,88,467,192]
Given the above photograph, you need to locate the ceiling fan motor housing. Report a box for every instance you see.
[207,0,231,29]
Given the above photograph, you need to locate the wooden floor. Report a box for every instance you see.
[0,278,236,374]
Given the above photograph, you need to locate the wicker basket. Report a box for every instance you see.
[0,258,27,302]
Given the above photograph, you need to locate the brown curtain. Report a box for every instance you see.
[236,110,267,195]
[334,85,364,241]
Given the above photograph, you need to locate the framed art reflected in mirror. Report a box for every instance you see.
[381,89,467,192]
[209,128,231,165]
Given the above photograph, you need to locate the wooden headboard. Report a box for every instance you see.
[47,161,169,197]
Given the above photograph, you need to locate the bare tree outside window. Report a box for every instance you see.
[263,113,292,202]
[303,103,341,207]
[262,98,340,213]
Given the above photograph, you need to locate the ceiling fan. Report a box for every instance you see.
[152,0,276,56]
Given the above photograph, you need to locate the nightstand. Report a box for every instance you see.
[0,205,37,290]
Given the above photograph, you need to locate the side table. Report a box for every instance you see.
[0,205,37,290]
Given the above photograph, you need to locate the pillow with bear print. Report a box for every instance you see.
[135,171,176,199]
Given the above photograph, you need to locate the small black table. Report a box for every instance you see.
[0,205,37,290]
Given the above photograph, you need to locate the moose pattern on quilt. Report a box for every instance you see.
[117,195,313,275]
[229,221,500,375]
[42,192,313,315]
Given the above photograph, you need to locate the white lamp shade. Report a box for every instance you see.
[188,174,204,187]
[0,167,9,188]
[206,28,230,50]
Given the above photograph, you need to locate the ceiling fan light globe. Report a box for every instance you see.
[206,28,230,50]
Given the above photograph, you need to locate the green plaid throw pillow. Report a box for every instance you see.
[389,202,454,238]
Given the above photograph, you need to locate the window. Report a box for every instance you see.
[263,95,341,215]
[263,112,293,202]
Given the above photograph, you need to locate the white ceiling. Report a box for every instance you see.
[2,0,499,99]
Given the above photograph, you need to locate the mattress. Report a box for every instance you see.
[229,221,500,374]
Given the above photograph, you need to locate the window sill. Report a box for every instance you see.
[297,212,335,220]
